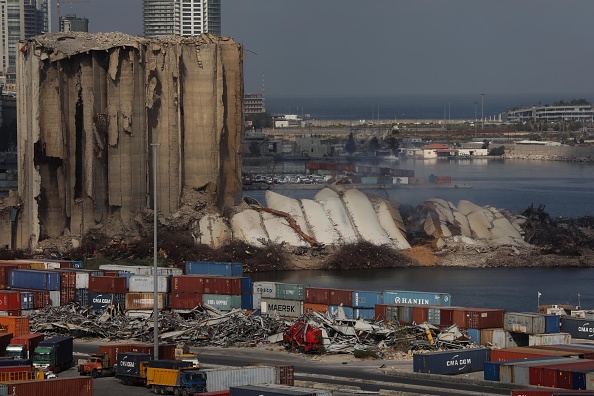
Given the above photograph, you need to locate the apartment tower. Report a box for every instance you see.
[143,0,221,38]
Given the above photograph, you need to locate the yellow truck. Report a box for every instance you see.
[146,361,203,396]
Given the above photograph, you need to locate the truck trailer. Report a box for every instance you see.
[32,336,73,373]
[115,352,153,386]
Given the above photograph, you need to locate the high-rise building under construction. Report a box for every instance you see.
[143,0,221,38]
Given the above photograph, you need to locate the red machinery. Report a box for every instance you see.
[283,319,323,353]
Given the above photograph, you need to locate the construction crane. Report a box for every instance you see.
[56,0,90,32]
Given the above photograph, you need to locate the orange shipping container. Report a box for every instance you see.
[304,303,328,314]
[0,317,29,337]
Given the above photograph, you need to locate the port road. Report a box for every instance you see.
[70,341,516,395]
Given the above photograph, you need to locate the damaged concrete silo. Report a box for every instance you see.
[16,32,243,249]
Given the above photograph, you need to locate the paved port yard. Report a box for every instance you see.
[64,340,521,396]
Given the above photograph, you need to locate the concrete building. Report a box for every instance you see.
[13,32,243,250]
[244,93,265,115]
[143,0,221,38]
[502,105,594,123]
[0,0,51,89]
[60,14,88,32]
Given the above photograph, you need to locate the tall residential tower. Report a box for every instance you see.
[143,0,221,38]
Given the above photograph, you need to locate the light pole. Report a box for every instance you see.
[481,93,485,130]
[151,142,159,360]
[474,101,478,137]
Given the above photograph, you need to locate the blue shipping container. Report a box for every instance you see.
[241,294,253,310]
[75,288,89,306]
[413,348,490,375]
[352,291,382,308]
[72,261,84,268]
[544,314,561,334]
[8,269,60,291]
[20,291,34,310]
[382,290,451,306]
[572,368,594,390]
[328,305,354,319]
[353,308,376,320]
[185,261,243,277]
[241,277,252,294]
[467,329,481,346]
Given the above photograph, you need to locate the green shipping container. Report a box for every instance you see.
[0,385,6,396]
[275,284,304,301]
[386,305,398,322]
[202,294,242,311]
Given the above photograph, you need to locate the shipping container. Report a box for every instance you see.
[10,333,44,355]
[467,328,480,345]
[0,266,17,289]
[171,275,204,293]
[4,377,93,396]
[185,261,243,277]
[8,270,60,291]
[534,345,594,359]
[116,352,153,377]
[49,290,60,307]
[386,305,399,322]
[0,291,20,311]
[428,307,441,325]
[125,293,168,310]
[513,390,594,396]
[200,366,276,392]
[19,291,34,311]
[0,366,34,382]
[241,277,252,295]
[304,288,329,305]
[248,364,294,386]
[88,276,127,294]
[60,269,103,289]
[352,291,382,308]
[480,328,529,348]
[501,358,579,385]
[528,359,591,387]
[260,299,304,318]
[75,288,89,306]
[328,305,353,319]
[170,293,203,310]
[202,294,241,311]
[88,292,126,311]
[99,264,182,276]
[412,306,428,324]
[128,275,169,293]
[562,318,594,340]
[413,348,490,375]
[276,284,304,301]
[353,308,376,320]
[303,303,328,314]
[241,294,253,310]
[128,344,176,360]
[491,347,581,362]
[374,304,387,321]
[382,290,451,306]
[504,313,546,335]
[0,311,20,317]
[203,277,242,295]
[466,309,505,329]
[484,357,565,382]
[230,384,332,396]
[398,305,414,324]
[60,287,76,305]
[253,282,276,298]
[0,317,28,337]
[529,333,572,346]
[53,270,76,289]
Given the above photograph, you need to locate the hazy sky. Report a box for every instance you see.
[62,1,594,96]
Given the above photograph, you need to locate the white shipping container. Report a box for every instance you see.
[529,333,571,346]
[76,273,90,289]
[231,384,332,396]
[260,298,303,318]
[253,282,277,298]
[393,176,409,184]
[480,328,528,348]
[128,275,169,293]
[99,264,182,276]
[203,366,277,392]
[586,371,594,390]
[49,290,61,307]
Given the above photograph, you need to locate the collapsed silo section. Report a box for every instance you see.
[16,32,243,249]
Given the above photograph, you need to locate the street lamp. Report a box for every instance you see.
[151,142,160,360]
[481,93,485,130]
[474,101,478,138]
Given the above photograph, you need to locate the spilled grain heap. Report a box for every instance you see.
[16,32,243,249]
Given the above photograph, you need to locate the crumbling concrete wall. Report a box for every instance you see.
[16,32,243,249]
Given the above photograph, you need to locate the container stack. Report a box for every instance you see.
[254,282,304,318]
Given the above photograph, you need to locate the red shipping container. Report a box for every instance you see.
[532,345,594,359]
[101,270,120,277]
[491,347,577,362]
[248,363,294,386]
[0,266,17,289]
[171,293,203,310]
[11,333,44,353]
[465,308,505,329]
[33,290,50,309]
[99,344,136,366]
[88,276,127,294]
[413,306,429,324]
[60,287,76,304]
[328,289,354,306]
[5,377,93,396]
[172,275,205,293]
[203,277,241,295]
[0,261,31,270]
[375,304,387,321]
[304,287,330,304]
[129,343,176,360]
[0,291,20,311]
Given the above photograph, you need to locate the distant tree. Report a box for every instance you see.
[385,133,400,153]
[368,137,381,153]
[488,146,506,156]
[245,112,273,129]
[345,133,357,155]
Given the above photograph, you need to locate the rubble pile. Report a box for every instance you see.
[28,303,287,347]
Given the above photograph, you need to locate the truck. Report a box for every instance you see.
[32,336,73,373]
[146,360,202,396]
[147,365,277,395]
[78,343,136,378]
[5,334,44,359]
[115,352,153,386]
